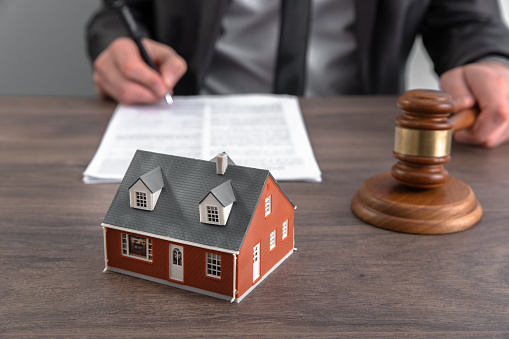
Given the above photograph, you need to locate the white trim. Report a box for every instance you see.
[103,245,293,303]
[105,249,293,303]
[105,267,233,302]
[235,248,294,303]
[231,254,237,303]
[102,223,239,255]
[121,233,128,255]
[102,226,108,273]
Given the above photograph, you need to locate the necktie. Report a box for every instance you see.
[273,0,311,95]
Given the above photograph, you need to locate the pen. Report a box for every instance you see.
[110,0,173,104]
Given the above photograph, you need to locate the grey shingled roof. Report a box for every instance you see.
[130,166,164,193]
[103,150,294,252]
[201,180,236,207]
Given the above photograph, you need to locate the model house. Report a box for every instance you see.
[102,150,296,303]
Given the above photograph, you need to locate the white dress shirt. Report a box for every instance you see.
[201,0,362,96]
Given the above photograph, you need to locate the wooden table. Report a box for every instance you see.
[1,96,509,336]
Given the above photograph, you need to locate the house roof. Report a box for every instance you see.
[103,150,294,252]
[130,166,164,193]
[201,180,236,207]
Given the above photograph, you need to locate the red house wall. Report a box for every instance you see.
[104,228,233,298]
[236,176,295,299]
[183,247,233,297]
[105,229,169,280]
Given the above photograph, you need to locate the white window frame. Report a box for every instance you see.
[282,219,288,240]
[206,252,221,278]
[265,195,271,217]
[121,233,152,262]
[270,230,276,251]
[135,191,148,208]
[206,205,220,224]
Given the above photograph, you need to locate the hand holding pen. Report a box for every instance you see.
[92,1,187,105]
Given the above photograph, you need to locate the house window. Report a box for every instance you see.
[121,233,128,255]
[121,233,152,261]
[135,191,147,208]
[206,252,221,278]
[207,206,219,223]
[282,220,288,240]
[270,230,276,250]
[173,248,182,266]
[265,196,271,217]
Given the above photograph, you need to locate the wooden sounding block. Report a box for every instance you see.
[351,90,482,234]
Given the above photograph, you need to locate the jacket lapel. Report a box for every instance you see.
[194,0,230,87]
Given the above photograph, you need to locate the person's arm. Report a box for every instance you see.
[419,0,509,147]
[93,37,186,105]
[440,58,509,148]
[85,1,186,104]
[86,0,151,63]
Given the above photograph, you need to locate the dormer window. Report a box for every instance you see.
[129,167,164,211]
[199,180,236,226]
[207,206,220,224]
[136,191,147,208]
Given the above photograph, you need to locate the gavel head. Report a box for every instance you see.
[391,89,455,189]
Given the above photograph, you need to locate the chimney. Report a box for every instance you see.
[216,152,228,175]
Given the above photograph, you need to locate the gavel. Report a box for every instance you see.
[352,89,483,234]
[392,89,478,188]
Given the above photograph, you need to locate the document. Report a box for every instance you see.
[83,94,322,183]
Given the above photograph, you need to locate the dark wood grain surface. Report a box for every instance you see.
[1,96,509,337]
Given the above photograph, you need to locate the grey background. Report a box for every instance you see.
[0,0,507,97]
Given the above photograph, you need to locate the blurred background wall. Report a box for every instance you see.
[0,0,507,97]
[0,0,100,96]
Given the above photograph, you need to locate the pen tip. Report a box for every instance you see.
[165,93,173,105]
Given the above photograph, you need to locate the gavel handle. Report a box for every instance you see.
[450,107,479,132]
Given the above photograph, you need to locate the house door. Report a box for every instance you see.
[253,243,260,282]
[170,244,184,282]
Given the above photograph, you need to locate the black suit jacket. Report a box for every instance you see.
[86,0,509,95]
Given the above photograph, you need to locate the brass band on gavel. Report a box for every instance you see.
[394,127,452,157]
